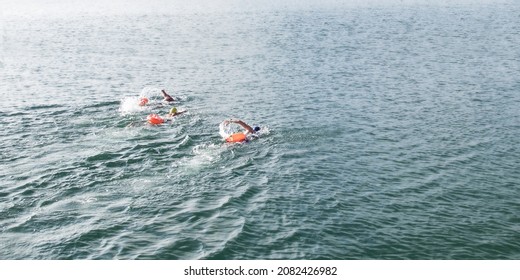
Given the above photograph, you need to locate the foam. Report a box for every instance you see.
[119,96,148,116]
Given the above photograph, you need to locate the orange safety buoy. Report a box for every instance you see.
[147,113,164,125]
[139,97,149,106]
[226,132,247,143]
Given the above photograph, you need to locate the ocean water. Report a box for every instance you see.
[1,0,520,259]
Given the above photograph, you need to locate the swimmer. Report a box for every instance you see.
[166,107,187,118]
[219,119,260,143]
[157,107,187,123]
[162,89,175,102]
[128,107,187,127]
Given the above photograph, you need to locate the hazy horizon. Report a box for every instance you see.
[2,0,512,18]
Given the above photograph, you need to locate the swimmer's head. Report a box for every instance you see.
[254,126,261,132]
[169,107,177,115]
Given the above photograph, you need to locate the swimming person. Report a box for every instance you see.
[137,89,177,107]
[145,107,187,125]
[219,119,260,143]
[162,89,175,102]
[167,107,187,117]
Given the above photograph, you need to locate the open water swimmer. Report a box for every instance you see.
[146,107,187,125]
[137,89,178,107]
[219,119,261,143]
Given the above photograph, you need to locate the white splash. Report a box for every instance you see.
[119,96,148,116]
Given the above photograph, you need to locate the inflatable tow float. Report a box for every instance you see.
[138,97,149,106]
[147,113,164,125]
[226,132,247,143]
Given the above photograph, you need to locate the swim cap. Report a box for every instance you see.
[254,126,261,132]
[169,107,177,114]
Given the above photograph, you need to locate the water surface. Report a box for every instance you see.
[1,0,520,259]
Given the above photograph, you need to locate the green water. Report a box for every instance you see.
[1,1,520,259]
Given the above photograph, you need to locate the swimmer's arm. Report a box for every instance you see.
[162,89,175,101]
[232,120,255,134]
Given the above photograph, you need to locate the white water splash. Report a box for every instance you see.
[118,96,148,116]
